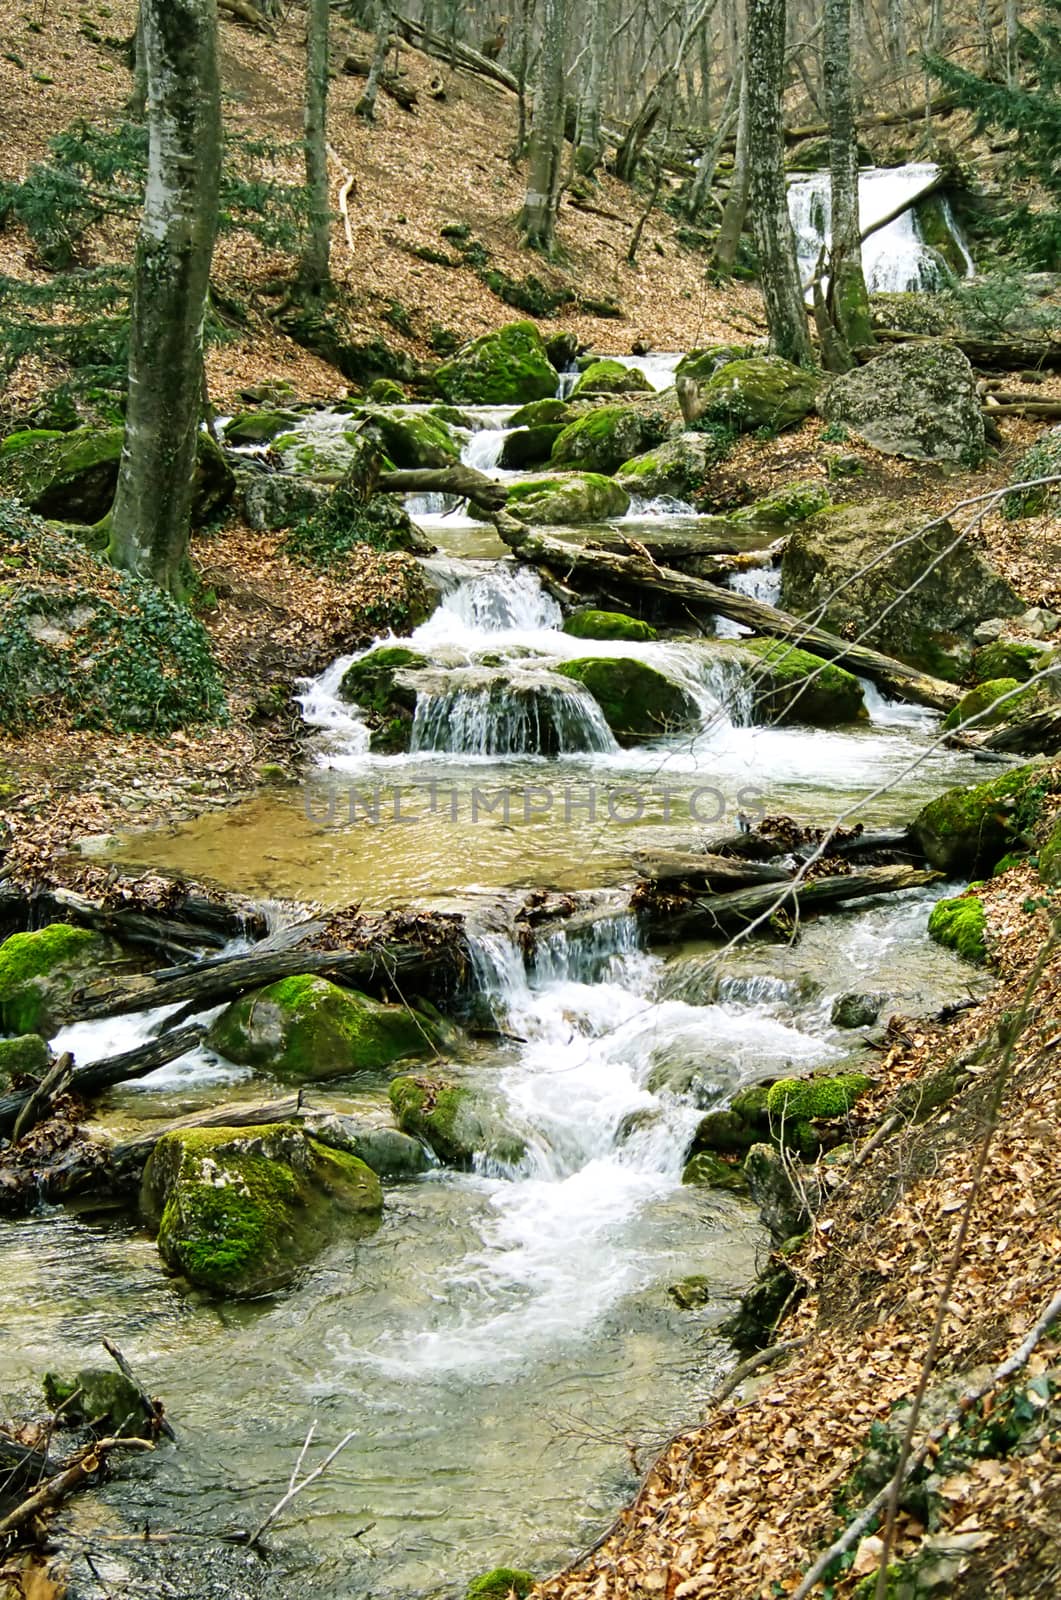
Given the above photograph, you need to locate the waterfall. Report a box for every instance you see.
[410,672,618,757]
[416,565,563,640]
[787,162,974,293]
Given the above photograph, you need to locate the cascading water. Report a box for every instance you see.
[787,162,974,293]
[410,670,619,757]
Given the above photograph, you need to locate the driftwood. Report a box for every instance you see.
[392,15,518,93]
[106,1097,304,1188]
[496,523,962,712]
[873,327,1061,371]
[0,878,267,957]
[0,1438,153,1537]
[0,1026,206,1138]
[629,850,792,888]
[102,1339,176,1443]
[342,54,418,110]
[378,464,508,512]
[653,865,940,940]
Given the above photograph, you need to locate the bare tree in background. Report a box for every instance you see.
[575,0,609,175]
[299,0,331,295]
[823,0,873,361]
[521,0,567,250]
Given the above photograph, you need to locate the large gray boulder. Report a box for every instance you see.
[781,499,1023,679]
[822,341,985,463]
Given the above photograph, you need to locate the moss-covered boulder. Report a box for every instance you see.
[141,1123,382,1297]
[822,341,985,463]
[509,398,572,428]
[1038,813,1061,886]
[0,426,233,524]
[222,410,299,445]
[498,423,566,470]
[434,321,557,405]
[561,609,657,642]
[550,406,663,474]
[731,638,867,725]
[942,678,1037,731]
[681,1150,748,1190]
[681,357,820,434]
[465,1569,536,1600]
[571,359,651,397]
[305,1112,431,1177]
[780,500,1023,679]
[742,1143,821,1245]
[971,640,1051,684]
[675,345,754,383]
[503,473,630,524]
[337,644,424,753]
[242,472,329,532]
[0,924,107,1037]
[42,1368,149,1436]
[738,480,832,525]
[830,991,886,1029]
[554,657,698,744]
[206,975,442,1082]
[367,377,407,403]
[357,407,459,469]
[927,894,987,963]
[615,432,719,500]
[0,1032,50,1089]
[389,1075,527,1169]
[766,1072,874,1122]
[912,763,1056,875]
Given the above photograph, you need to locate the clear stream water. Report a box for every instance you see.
[2,258,989,1598]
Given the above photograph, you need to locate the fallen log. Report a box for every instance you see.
[653,865,941,940]
[392,15,518,93]
[0,878,267,955]
[106,1097,304,1188]
[986,705,1061,755]
[629,850,791,888]
[982,400,1061,419]
[873,328,1061,371]
[495,524,961,712]
[0,1437,153,1538]
[342,54,418,111]
[553,523,783,562]
[0,1026,207,1138]
[378,464,508,512]
[69,940,466,1025]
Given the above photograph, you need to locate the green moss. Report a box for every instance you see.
[942,677,1031,731]
[143,1124,382,1298]
[550,405,663,474]
[207,974,438,1082]
[1039,813,1061,886]
[0,923,101,1035]
[571,359,650,397]
[389,1075,526,1169]
[971,640,1048,684]
[42,1368,146,1434]
[682,1151,747,1189]
[734,638,866,726]
[737,481,832,524]
[928,893,987,963]
[434,321,556,405]
[359,407,459,469]
[501,472,630,524]
[554,657,697,744]
[510,398,571,428]
[0,1031,50,1086]
[694,357,820,433]
[766,1072,873,1121]
[465,1569,536,1600]
[690,1108,761,1155]
[561,609,657,641]
[338,645,422,752]
[1002,425,1061,517]
[0,424,123,521]
[222,410,297,445]
[675,345,753,382]
[498,423,566,470]
[913,762,1057,875]
[366,378,406,403]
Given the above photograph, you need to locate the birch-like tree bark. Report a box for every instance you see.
[574,0,608,176]
[714,59,750,265]
[824,0,872,360]
[108,0,222,593]
[299,0,331,294]
[356,2,392,120]
[521,0,567,251]
[746,0,813,363]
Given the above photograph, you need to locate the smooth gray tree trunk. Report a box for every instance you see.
[300,0,331,293]
[574,0,608,176]
[714,60,749,266]
[521,0,567,251]
[824,0,872,360]
[356,2,392,119]
[108,0,222,593]
[746,0,813,364]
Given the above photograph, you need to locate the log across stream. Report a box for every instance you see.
[0,404,1003,1598]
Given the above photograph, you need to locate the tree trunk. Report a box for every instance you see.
[108,0,222,593]
[127,7,148,118]
[714,61,750,265]
[574,0,608,176]
[746,0,813,363]
[824,0,872,361]
[299,0,331,294]
[356,2,392,119]
[521,0,567,252]
[686,57,741,221]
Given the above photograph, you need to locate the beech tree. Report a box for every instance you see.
[108,0,222,594]
[521,0,567,251]
[745,0,813,364]
[823,0,873,361]
[299,0,331,295]
[575,0,608,176]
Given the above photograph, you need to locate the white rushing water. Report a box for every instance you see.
[787,162,974,293]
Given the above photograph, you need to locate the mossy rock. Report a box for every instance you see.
[667,1274,713,1307]
[692,357,820,434]
[498,423,566,470]
[681,1150,747,1190]
[738,480,832,524]
[510,398,572,428]
[674,345,754,383]
[830,991,886,1029]
[434,321,557,405]
[366,378,407,403]
[465,1569,536,1600]
[766,1072,874,1122]
[614,432,718,500]
[742,1143,818,1242]
[42,1368,148,1435]
[206,974,442,1082]
[550,405,663,474]
[561,609,657,642]
[868,292,955,337]
[1039,813,1061,886]
[971,640,1049,685]
[338,644,423,752]
[502,473,630,525]
[0,1032,50,1088]
[927,894,987,963]
[0,425,233,524]
[141,1123,382,1298]
[222,410,299,445]
[822,341,984,463]
[571,359,651,397]
[718,1257,800,1350]
[358,407,459,469]
[554,657,697,744]
[942,677,1034,731]
[0,923,106,1036]
[389,1075,527,1169]
[732,638,866,726]
[912,762,1056,875]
